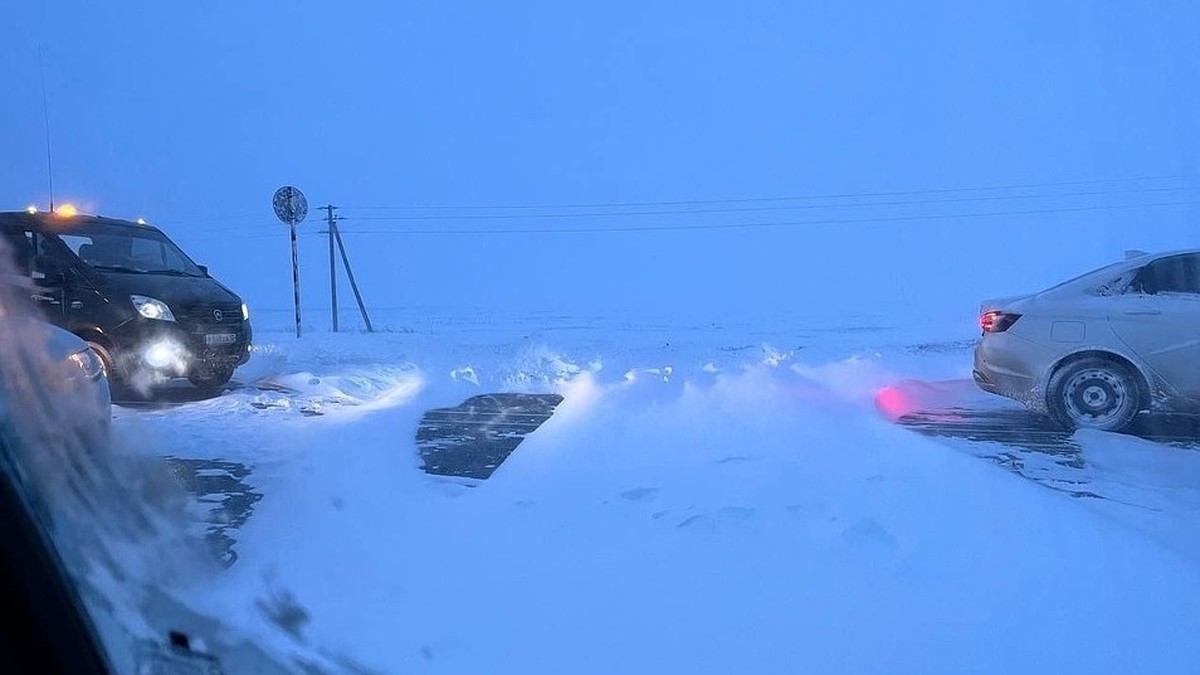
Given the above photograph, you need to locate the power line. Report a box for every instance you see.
[174,230,325,243]
[329,200,1192,236]
[148,174,1194,232]
[155,174,1196,237]
[341,185,1192,223]
[165,212,265,226]
[344,174,1192,211]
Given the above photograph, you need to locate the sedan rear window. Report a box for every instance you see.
[1130,254,1200,295]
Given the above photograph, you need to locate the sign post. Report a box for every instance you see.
[272,186,308,338]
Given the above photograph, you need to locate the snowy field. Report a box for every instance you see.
[6,1,1196,671]
[102,308,1200,674]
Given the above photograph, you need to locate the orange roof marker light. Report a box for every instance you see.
[55,203,78,217]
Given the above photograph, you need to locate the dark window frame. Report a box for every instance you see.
[1129,254,1200,296]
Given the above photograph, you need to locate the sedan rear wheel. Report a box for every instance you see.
[1047,357,1142,432]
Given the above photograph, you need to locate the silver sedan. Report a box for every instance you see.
[974,249,1200,432]
[48,322,112,435]
[0,318,111,443]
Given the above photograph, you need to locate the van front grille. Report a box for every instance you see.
[180,304,243,326]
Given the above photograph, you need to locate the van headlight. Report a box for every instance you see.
[68,348,105,381]
[241,303,249,321]
[131,295,176,321]
[143,338,189,371]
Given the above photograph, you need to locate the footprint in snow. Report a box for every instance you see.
[675,508,755,531]
[719,506,756,520]
[676,514,716,532]
[715,455,759,465]
[250,398,289,411]
[620,487,660,501]
[840,518,899,555]
[784,503,828,521]
[251,380,301,395]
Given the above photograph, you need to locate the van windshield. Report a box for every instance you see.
[53,223,203,277]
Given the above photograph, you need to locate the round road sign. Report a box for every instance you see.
[272,186,308,225]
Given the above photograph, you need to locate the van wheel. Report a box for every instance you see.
[188,368,234,391]
[1047,356,1142,432]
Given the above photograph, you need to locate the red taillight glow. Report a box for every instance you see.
[874,385,916,421]
[980,310,1021,334]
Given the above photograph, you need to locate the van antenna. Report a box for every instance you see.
[39,46,55,212]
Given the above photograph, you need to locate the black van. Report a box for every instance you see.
[0,210,252,391]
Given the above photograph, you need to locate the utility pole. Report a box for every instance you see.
[334,224,374,333]
[322,204,339,332]
[319,204,374,333]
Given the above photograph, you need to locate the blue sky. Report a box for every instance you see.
[2,1,1196,324]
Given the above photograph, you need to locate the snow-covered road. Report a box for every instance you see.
[109,313,1200,674]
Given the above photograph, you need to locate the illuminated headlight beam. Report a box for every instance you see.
[143,339,190,374]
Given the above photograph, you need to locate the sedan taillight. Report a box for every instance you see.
[981,310,1021,334]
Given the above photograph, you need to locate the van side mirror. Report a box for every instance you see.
[197,265,210,277]
[32,255,65,284]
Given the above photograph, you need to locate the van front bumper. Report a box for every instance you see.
[110,317,252,377]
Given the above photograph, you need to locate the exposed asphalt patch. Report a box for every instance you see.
[894,402,1200,499]
[416,393,564,480]
[898,408,1200,455]
[163,457,262,566]
[904,338,978,355]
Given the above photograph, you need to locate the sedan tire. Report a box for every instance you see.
[1046,356,1143,432]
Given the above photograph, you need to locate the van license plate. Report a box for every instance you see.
[204,333,237,346]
